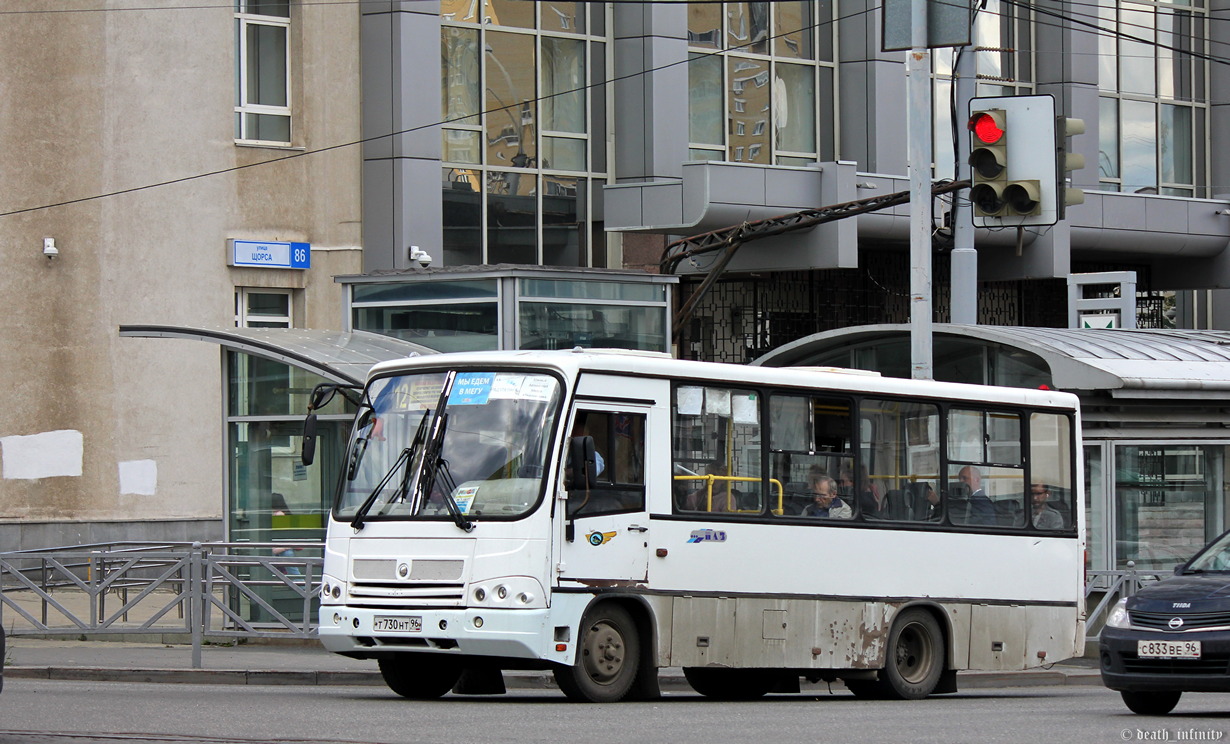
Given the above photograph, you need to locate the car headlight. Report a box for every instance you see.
[1105,597,1130,628]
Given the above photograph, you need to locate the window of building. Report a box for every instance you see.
[686,0,836,166]
[440,0,606,265]
[1096,0,1207,196]
[235,0,292,145]
[235,288,293,328]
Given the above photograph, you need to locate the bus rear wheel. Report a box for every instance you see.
[683,668,775,700]
[878,608,944,700]
[1121,690,1181,715]
[378,655,463,699]
[554,604,640,703]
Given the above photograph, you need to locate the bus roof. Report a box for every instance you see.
[366,349,1080,410]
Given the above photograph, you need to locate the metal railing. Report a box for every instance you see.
[1084,563,1158,645]
[0,542,321,668]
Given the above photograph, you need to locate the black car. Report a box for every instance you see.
[1100,530,1230,714]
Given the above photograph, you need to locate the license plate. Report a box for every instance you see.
[1138,640,1201,659]
[372,615,422,633]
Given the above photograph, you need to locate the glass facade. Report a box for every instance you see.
[1096,0,1208,196]
[686,0,836,164]
[439,0,606,265]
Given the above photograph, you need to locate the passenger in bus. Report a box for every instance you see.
[958,466,996,525]
[802,469,851,519]
[839,465,882,518]
[1030,483,1065,530]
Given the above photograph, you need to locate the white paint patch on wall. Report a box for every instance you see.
[0,429,84,479]
[118,459,157,496]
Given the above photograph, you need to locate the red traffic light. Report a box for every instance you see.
[968,112,1005,145]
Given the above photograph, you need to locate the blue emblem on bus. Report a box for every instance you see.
[687,529,727,543]
[587,530,616,546]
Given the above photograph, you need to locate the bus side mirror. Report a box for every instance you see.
[567,436,597,491]
[301,414,318,466]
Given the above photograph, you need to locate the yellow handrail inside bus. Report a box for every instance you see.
[673,475,784,514]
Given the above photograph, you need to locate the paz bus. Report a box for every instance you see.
[305,349,1084,702]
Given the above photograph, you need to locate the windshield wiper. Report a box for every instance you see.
[350,446,412,531]
[351,414,431,531]
[414,413,474,532]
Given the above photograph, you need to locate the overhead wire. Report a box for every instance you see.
[4,0,1229,217]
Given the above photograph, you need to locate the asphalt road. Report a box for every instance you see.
[1,679,1229,744]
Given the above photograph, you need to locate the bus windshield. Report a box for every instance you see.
[334,369,561,524]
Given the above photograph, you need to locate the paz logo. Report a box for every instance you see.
[687,529,727,543]
[587,530,617,546]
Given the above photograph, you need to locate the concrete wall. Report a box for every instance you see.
[0,0,362,547]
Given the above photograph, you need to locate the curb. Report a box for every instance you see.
[4,665,1103,690]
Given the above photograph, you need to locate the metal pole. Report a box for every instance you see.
[191,542,203,669]
[908,0,933,379]
[950,47,978,324]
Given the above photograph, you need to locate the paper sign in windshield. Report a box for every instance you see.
[449,373,494,405]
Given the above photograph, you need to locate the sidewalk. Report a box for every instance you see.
[2,635,1103,691]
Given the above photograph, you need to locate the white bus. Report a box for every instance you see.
[310,349,1084,702]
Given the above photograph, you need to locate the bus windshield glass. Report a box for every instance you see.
[334,370,561,524]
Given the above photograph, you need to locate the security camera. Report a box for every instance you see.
[43,237,59,260]
[408,246,433,269]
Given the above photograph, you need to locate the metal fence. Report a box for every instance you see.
[0,542,321,667]
[2,542,1145,665]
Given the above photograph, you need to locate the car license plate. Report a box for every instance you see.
[372,616,422,633]
[1137,640,1201,659]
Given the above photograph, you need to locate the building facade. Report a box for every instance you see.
[3,0,1230,557]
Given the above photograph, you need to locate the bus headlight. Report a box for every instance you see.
[468,577,545,608]
[1105,598,1130,628]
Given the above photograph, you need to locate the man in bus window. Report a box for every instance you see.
[958,466,996,525]
[803,468,851,519]
[1031,483,1064,530]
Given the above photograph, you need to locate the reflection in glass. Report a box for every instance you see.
[1097,0,1117,90]
[487,0,535,28]
[354,303,499,352]
[542,0,583,33]
[542,175,585,266]
[487,170,537,264]
[728,57,770,163]
[1121,99,1157,192]
[1119,3,1156,96]
[775,63,815,156]
[690,53,724,147]
[442,27,480,126]
[520,302,666,350]
[774,1,814,59]
[542,37,585,133]
[688,2,722,48]
[1099,96,1119,183]
[542,137,586,171]
[727,3,770,54]
[486,32,537,167]
[1161,104,1192,186]
[443,167,483,265]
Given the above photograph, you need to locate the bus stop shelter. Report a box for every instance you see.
[755,324,1230,574]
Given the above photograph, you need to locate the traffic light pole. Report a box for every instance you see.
[907,0,933,379]
[950,47,977,325]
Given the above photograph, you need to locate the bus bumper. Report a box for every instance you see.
[317,605,578,665]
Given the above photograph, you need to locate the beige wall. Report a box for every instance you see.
[0,1,362,537]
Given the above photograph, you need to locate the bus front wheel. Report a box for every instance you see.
[554,604,640,703]
[879,608,944,700]
[378,655,463,699]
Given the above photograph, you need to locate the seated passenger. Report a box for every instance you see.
[802,470,852,519]
[1031,483,1064,530]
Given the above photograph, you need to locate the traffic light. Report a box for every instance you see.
[1056,116,1086,221]
[967,95,1058,227]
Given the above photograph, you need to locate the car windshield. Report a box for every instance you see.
[1183,531,1230,572]
[334,369,561,523]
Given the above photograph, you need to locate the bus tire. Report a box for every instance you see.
[554,604,640,703]
[683,668,774,700]
[878,608,944,700]
[378,655,463,699]
[1121,690,1181,715]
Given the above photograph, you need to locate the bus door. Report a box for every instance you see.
[558,404,651,584]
